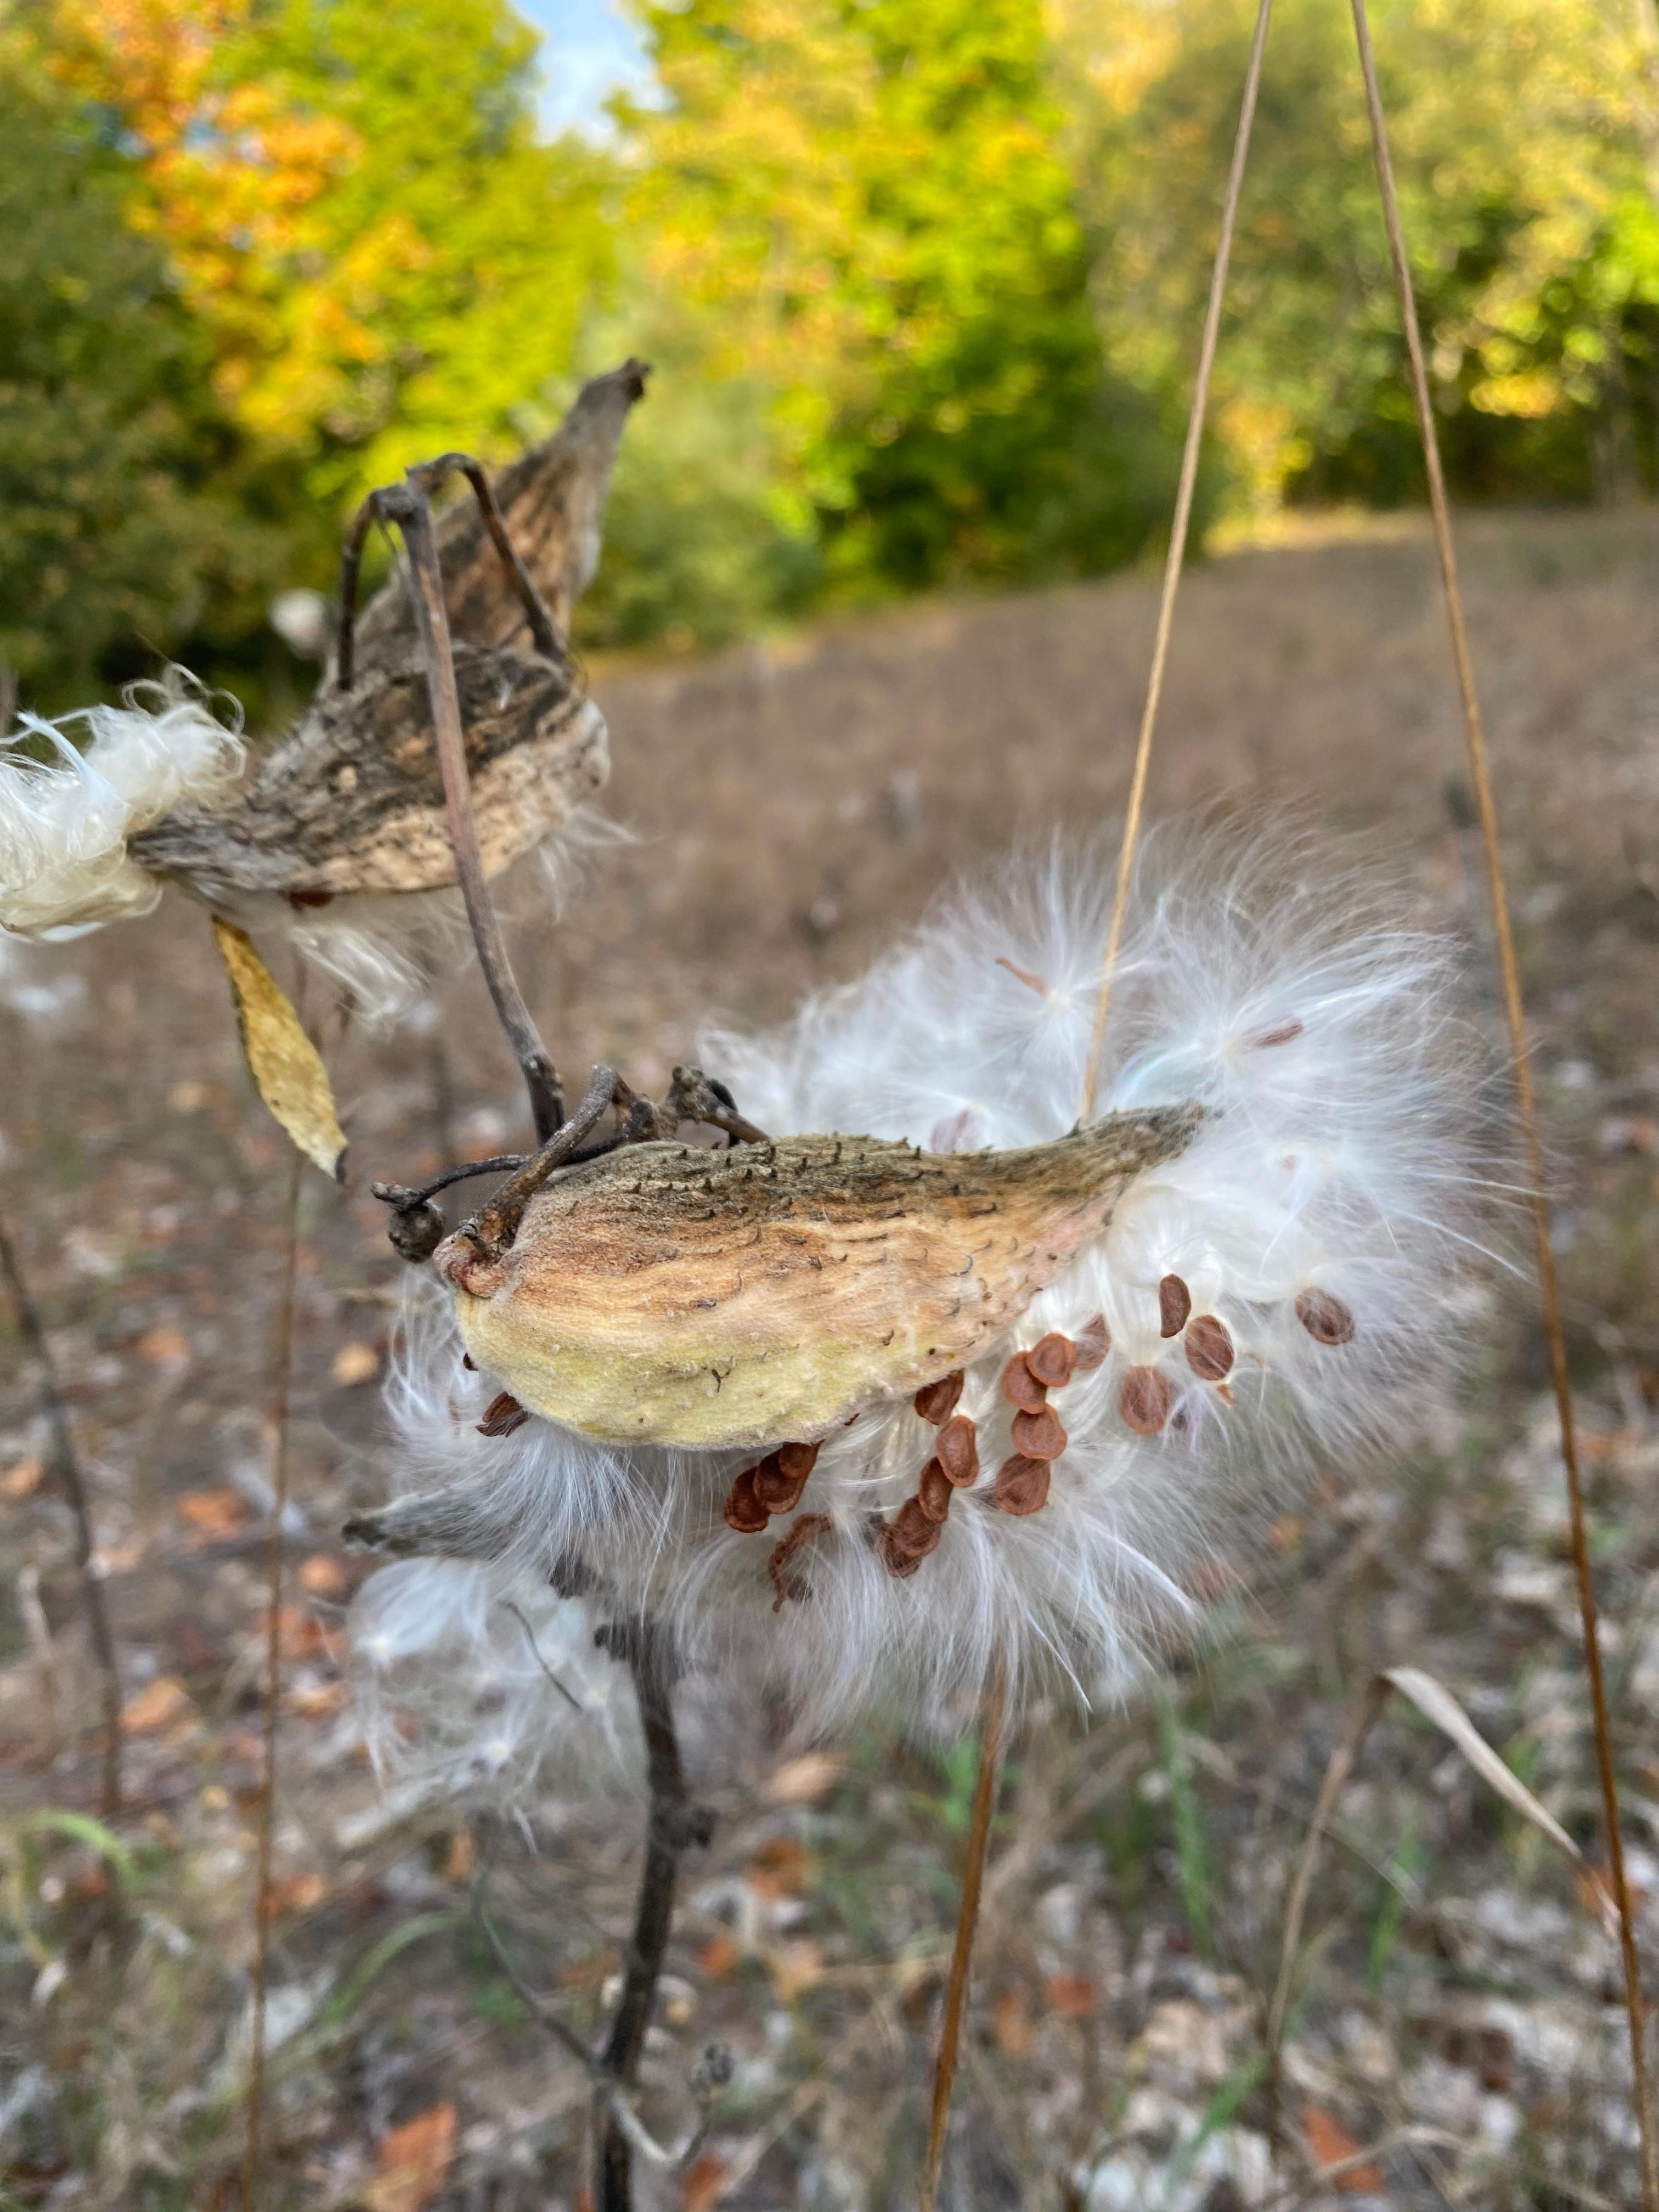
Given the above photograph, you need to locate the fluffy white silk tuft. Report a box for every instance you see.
[0,674,244,936]
[349,827,1499,1758]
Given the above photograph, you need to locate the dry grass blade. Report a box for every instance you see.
[1346,1,1657,2196]
[925,0,1275,2175]
[1268,1667,1623,2157]
[242,1152,303,2211]
[213,919,348,1181]
[0,1217,122,1814]
[1078,0,1275,1118]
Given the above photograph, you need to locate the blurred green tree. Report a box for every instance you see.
[627,0,1190,602]
[0,50,281,709]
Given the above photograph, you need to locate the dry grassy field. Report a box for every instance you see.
[3,506,1658,2209]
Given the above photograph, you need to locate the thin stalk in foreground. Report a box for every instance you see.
[1347,0,1657,2196]
[1079,0,1275,1119]
[242,1150,303,2210]
[0,1216,123,1814]
[921,1658,1007,2212]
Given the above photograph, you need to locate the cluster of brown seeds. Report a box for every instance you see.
[477,1388,530,1438]
[723,1440,823,1534]
[990,1322,1107,1519]
[876,1369,981,1577]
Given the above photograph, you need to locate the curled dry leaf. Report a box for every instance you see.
[211,918,347,1180]
[363,2102,456,2212]
[1379,1666,1615,1934]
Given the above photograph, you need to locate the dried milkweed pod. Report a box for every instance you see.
[349,828,1494,1746]
[1,362,646,1022]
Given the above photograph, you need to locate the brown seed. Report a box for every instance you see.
[936,1415,980,1487]
[1011,1404,1067,1461]
[916,1459,953,1523]
[994,1454,1052,1516]
[723,1467,770,1534]
[1071,1314,1111,1372]
[880,1532,926,1578]
[755,1454,809,1515]
[914,1370,965,1425]
[1158,1273,1192,1338]
[1296,1287,1356,1346]
[477,1390,529,1438]
[1250,1017,1305,1049]
[999,1354,1048,1412]
[776,1438,821,1481]
[885,1495,943,1561]
[1184,1314,1235,1383]
[768,1512,831,1611]
[1025,1332,1076,1389]
[1119,1365,1175,1436]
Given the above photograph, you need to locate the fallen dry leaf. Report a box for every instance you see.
[122,1677,192,1734]
[746,1835,808,1899]
[331,1340,381,1387]
[175,1487,249,1542]
[1,1454,43,1500]
[764,1751,846,1805]
[767,1939,823,2003]
[441,1827,476,1886]
[138,1326,193,1368]
[212,916,347,1181]
[682,2150,728,2211]
[297,1553,349,1599]
[991,1987,1035,2059]
[264,1872,327,1920]
[1042,1972,1097,2019]
[698,1932,741,1980]
[363,2103,456,2212]
[1301,2103,1384,2191]
[286,1680,346,1719]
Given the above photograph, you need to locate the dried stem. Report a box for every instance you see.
[349,463,707,2212]
[1079,0,1274,1119]
[1264,1677,1390,2136]
[0,1214,122,1814]
[921,1656,1008,2212]
[596,1619,712,2212]
[242,1150,303,2211]
[1346,2,1658,2195]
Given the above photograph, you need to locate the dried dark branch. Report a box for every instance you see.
[595,1618,715,2212]
[0,1215,122,1814]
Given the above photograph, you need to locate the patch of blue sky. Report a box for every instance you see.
[517,0,661,138]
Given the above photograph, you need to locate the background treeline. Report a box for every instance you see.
[3,0,1656,713]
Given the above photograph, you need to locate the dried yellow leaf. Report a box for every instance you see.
[211,917,346,1181]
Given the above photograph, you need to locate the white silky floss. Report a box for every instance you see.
[349,828,1493,1775]
[0,675,244,936]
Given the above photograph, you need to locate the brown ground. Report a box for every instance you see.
[3,506,1658,2209]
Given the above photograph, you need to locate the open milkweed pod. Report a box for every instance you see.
[348,826,1497,1744]
[0,360,647,1023]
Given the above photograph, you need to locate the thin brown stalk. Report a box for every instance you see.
[1263,1677,1389,2135]
[921,1656,1007,2212]
[0,1215,122,1814]
[1346,2,1657,2196]
[352,467,707,2212]
[1079,0,1275,1119]
[241,1149,303,2212]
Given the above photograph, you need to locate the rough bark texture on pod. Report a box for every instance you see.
[129,362,647,904]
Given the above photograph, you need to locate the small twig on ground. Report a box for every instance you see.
[921,1655,1008,2212]
[242,1149,303,2212]
[0,1215,122,1814]
[1348,4,1658,2199]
